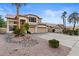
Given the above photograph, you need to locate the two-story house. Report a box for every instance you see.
[6,14,48,33]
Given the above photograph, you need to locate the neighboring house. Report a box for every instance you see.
[6,14,48,33]
[54,24,64,33]
[45,23,64,33]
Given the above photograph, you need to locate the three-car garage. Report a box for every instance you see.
[29,24,47,33]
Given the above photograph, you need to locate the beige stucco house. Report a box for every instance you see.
[6,14,48,33]
[6,14,64,33]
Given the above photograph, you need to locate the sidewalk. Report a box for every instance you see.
[68,40,79,56]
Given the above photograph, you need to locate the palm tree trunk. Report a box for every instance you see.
[64,19,66,30]
[16,4,20,29]
[63,18,66,30]
[73,22,76,31]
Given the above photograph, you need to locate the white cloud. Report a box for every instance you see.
[41,7,79,26]
[0,7,14,21]
[44,9,62,17]
[41,9,63,24]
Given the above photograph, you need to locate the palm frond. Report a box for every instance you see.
[67,12,79,24]
[61,11,67,18]
[12,3,27,7]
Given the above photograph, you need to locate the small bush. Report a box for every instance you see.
[13,26,25,37]
[63,29,79,35]
[49,39,59,48]
[68,30,74,35]
[63,30,69,34]
[13,27,20,35]
[24,23,30,32]
[63,30,74,35]
[74,29,79,35]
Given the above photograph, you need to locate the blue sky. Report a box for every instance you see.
[0,3,79,26]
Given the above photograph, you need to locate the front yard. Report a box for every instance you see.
[0,33,71,56]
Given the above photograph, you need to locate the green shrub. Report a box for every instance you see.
[49,39,59,48]
[24,23,30,33]
[13,23,30,37]
[63,29,79,35]
[74,29,79,35]
[13,26,20,35]
[63,30,74,35]
[13,26,25,37]
[63,30,66,33]
[68,30,74,35]
[63,30,68,34]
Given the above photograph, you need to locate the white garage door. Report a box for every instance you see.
[38,27,46,33]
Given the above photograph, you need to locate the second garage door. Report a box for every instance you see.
[38,27,46,33]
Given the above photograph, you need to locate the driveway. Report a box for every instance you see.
[35,33,79,56]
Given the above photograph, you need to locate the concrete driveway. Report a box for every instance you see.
[35,33,79,56]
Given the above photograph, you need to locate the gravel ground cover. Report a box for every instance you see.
[0,34,71,56]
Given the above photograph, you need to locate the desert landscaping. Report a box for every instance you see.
[0,3,79,56]
[0,33,71,56]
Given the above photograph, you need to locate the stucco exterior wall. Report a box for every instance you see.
[0,28,7,33]
[55,29,63,33]
[6,14,48,33]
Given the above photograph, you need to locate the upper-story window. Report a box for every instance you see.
[29,17,36,22]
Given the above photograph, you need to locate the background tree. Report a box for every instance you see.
[12,3,26,29]
[61,11,67,30]
[0,15,5,27]
[68,12,79,31]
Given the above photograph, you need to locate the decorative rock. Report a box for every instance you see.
[5,34,38,47]
[14,49,18,52]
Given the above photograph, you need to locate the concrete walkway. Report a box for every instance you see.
[68,40,79,56]
[35,33,79,56]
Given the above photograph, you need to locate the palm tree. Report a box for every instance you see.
[61,11,67,30]
[68,12,79,31]
[12,3,26,29]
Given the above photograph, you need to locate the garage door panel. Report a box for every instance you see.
[38,27,46,33]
